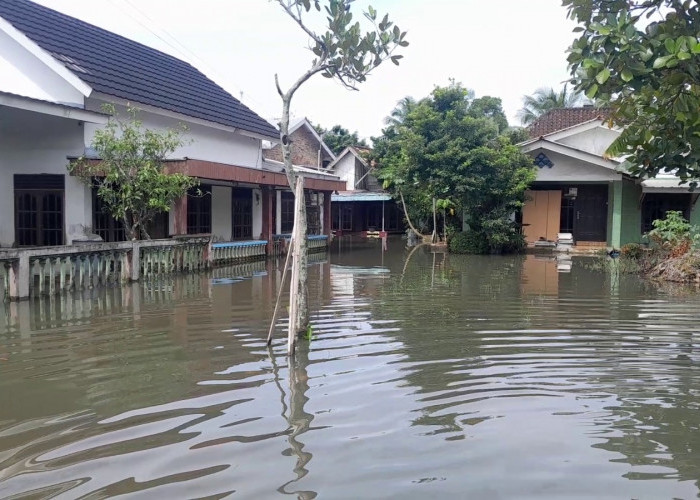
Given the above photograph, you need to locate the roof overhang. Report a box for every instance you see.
[0,15,92,98]
[641,178,697,193]
[0,90,108,123]
[332,191,392,202]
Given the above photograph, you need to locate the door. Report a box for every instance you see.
[574,185,608,242]
[522,190,561,243]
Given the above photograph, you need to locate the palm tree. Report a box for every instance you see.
[517,86,586,125]
[384,96,418,127]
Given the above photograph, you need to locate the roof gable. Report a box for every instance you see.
[328,146,368,170]
[289,118,336,160]
[0,0,279,139]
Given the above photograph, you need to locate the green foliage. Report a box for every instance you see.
[313,123,367,155]
[516,85,587,125]
[278,0,408,92]
[372,82,536,253]
[648,210,696,248]
[449,231,488,254]
[69,105,196,240]
[565,0,700,183]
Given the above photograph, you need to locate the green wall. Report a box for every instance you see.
[620,180,642,245]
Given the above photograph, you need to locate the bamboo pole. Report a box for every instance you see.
[266,234,294,346]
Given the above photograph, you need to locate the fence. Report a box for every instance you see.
[1,235,330,301]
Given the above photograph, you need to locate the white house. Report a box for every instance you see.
[0,0,344,248]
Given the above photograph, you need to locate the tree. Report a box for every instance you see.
[384,96,418,127]
[313,123,368,155]
[274,0,407,353]
[565,0,700,184]
[69,105,197,240]
[373,82,536,253]
[516,85,586,125]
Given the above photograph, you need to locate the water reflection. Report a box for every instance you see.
[2,239,700,498]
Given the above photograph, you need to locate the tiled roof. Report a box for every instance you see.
[0,0,279,139]
[528,107,610,137]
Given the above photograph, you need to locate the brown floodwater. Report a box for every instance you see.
[2,236,700,499]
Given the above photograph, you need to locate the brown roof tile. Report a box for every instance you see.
[528,107,610,138]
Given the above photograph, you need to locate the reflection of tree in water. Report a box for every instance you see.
[270,342,317,500]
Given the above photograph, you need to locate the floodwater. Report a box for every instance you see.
[2,237,700,499]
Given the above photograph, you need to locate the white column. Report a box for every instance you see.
[276,190,282,234]
[252,188,262,239]
[212,185,232,241]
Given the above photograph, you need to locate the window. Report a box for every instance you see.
[93,185,126,242]
[232,187,253,239]
[187,184,212,234]
[281,191,294,233]
[306,191,321,235]
[14,174,64,246]
[642,193,691,233]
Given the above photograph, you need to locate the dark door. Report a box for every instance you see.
[574,185,608,241]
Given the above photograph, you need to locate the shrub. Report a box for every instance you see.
[449,231,489,254]
[647,211,698,257]
[620,243,644,260]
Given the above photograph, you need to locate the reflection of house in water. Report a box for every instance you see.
[520,255,560,296]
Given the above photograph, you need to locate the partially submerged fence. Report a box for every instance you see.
[1,234,330,301]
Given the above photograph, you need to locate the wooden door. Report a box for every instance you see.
[522,190,561,243]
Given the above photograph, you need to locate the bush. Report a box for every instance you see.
[448,226,525,255]
[620,243,644,260]
[449,231,489,254]
[647,211,698,258]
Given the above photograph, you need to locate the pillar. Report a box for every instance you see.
[323,191,332,237]
[173,195,188,235]
[261,186,274,253]
[610,180,623,249]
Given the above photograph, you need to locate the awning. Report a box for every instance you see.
[331,192,392,202]
[641,177,697,193]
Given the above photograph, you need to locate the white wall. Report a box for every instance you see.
[533,150,621,183]
[0,108,89,246]
[211,185,232,241]
[333,154,357,191]
[84,99,263,168]
[0,27,84,105]
[252,188,262,239]
[558,127,619,156]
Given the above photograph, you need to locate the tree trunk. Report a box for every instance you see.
[432,197,437,243]
[399,190,427,240]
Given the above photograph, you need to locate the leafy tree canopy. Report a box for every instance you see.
[371,82,536,253]
[565,0,700,183]
[314,123,368,155]
[70,105,197,240]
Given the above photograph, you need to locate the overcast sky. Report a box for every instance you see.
[32,0,579,139]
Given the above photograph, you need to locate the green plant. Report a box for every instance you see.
[448,231,488,254]
[304,325,315,341]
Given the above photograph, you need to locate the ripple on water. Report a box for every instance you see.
[1,252,700,498]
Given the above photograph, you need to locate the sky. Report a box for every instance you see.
[31,0,580,140]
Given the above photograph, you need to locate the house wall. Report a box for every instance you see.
[620,180,642,245]
[0,108,90,246]
[0,25,84,105]
[212,185,232,241]
[265,125,332,168]
[334,154,357,190]
[84,99,263,168]
[533,150,621,182]
[557,127,619,156]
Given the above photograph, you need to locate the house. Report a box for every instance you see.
[520,107,699,249]
[328,146,404,235]
[0,0,345,248]
[262,117,338,235]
